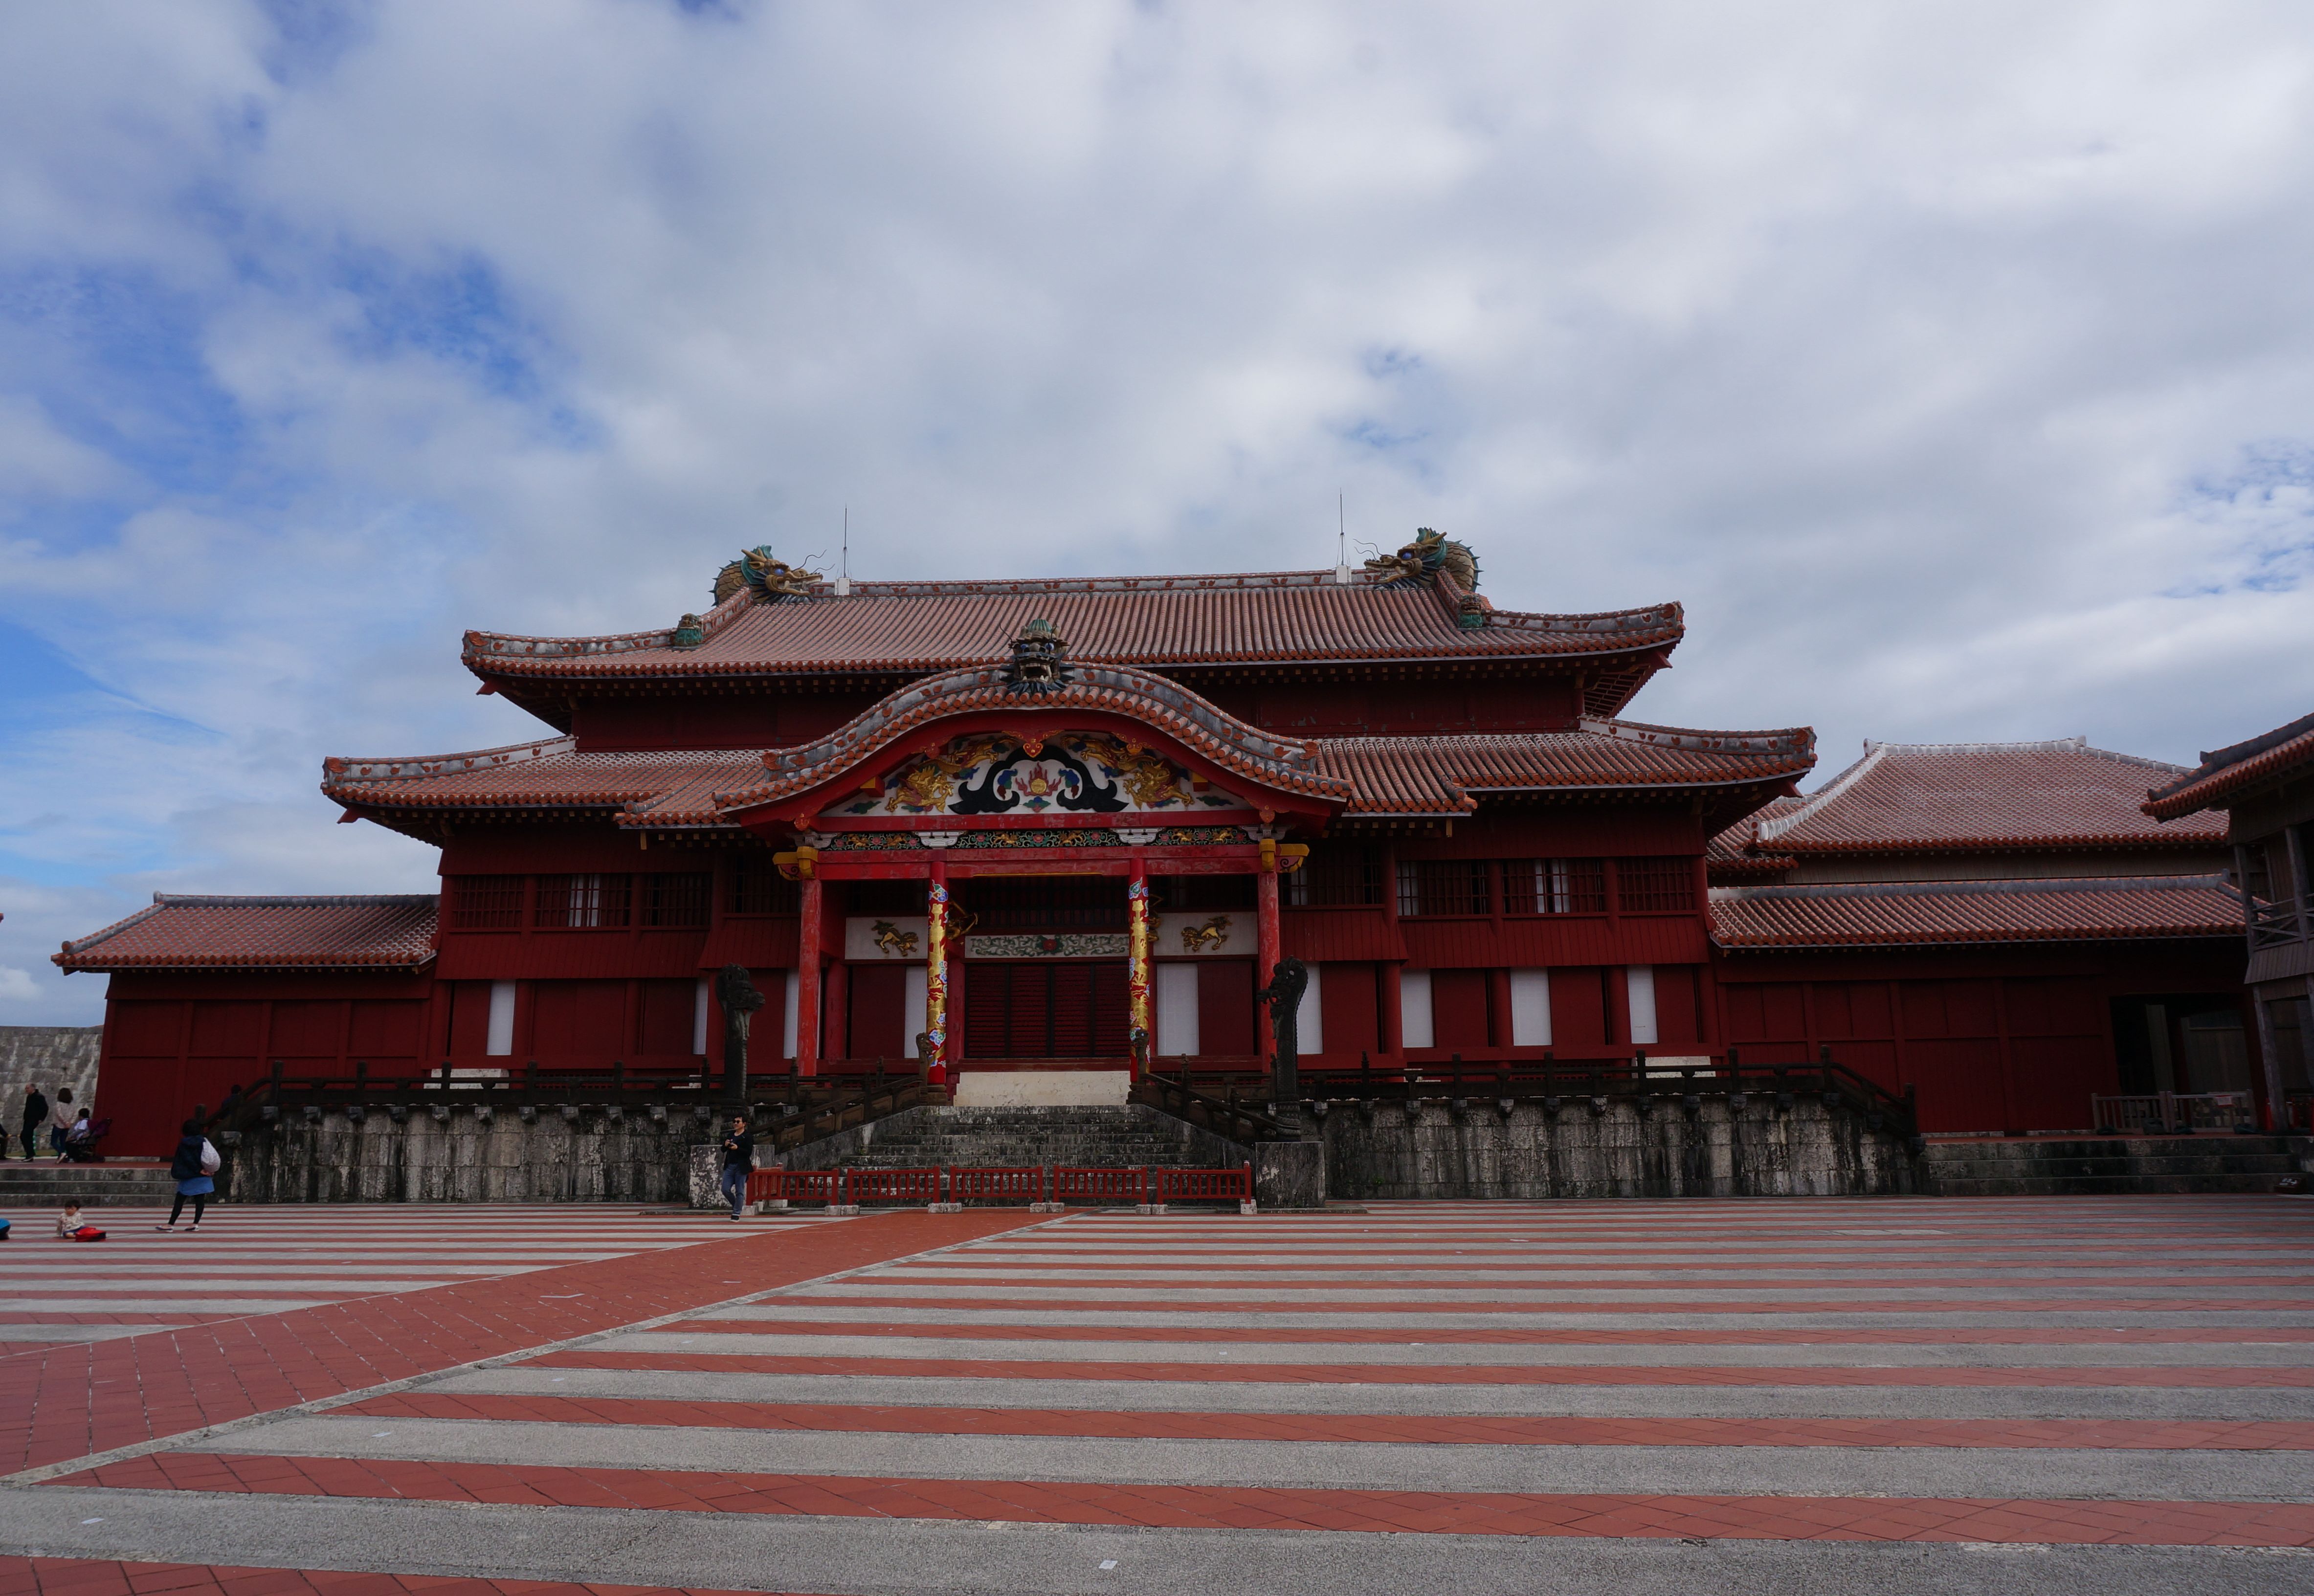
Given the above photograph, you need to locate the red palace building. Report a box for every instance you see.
[53,532,2264,1153]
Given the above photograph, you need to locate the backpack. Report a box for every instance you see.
[199,1138,221,1175]
[72,1225,107,1242]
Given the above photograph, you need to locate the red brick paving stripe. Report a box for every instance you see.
[0,1555,812,1596]
[49,1453,2314,1547]
[778,1292,2314,1315]
[523,1350,2314,1388]
[0,1214,1052,1476]
[673,1316,2314,1346]
[328,1390,2314,1450]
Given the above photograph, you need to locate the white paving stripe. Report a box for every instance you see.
[0,1203,836,1343]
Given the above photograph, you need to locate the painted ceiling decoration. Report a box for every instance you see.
[828,731,1249,819]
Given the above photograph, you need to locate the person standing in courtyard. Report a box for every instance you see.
[720,1114,754,1220]
[157,1119,217,1232]
[46,1088,72,1158]
[19,1083,47,1161]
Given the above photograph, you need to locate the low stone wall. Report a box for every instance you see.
[1324,1098,1920,1199]
[221,1105,708,1204]
[1,1026,102,1148]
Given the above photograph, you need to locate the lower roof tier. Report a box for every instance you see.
[320,714,1817,837]
[55,895,440,974]
[1709,874,2244,950]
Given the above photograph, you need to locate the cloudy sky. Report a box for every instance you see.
[4,0,2312,1023]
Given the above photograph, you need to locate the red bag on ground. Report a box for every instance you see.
[72,1226,107,1242]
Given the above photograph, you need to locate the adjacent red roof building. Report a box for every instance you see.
[1707,738,2256,1133]
[2141,708,2314,1124]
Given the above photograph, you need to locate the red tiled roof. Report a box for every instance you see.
[462,570,1685,715]
[326,710,1811,831]
[1706,795,1802,877]
[54,896,438,973]
[2143,709,2314,820]
[1750,738,2226,854]
[324,738,765,827]
[1310,720,1814,816]
[1710,874,2243,949]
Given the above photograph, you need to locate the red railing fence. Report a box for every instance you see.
[742,1162,1255,1210]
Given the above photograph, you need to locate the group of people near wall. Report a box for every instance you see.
[17,1081,91,1160]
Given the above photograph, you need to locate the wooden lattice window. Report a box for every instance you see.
[640,872,711,928]
[1502,859,1606,915]
[1615,856,1697,913]
[1286,846,1383,907]
[447,876,525,931]
[728,856,800,915]
[1396,859,1491,918]
[534,873,633,929]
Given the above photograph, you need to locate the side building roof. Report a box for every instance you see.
[1711,875,2242,950]
[2143,709,2314,821]
[1746,737,2226,855]
[54,896,439,974]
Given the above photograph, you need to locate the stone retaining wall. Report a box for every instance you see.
[221,1105,709,1204]
[1323,1098,1920,1199]
[0,1026,102,1149]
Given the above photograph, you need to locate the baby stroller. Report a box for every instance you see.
[60,1118,109,1163]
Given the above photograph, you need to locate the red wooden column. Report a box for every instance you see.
[925,853,952,1085]
[1256,864,1281,1065]
[795,872,823,1077]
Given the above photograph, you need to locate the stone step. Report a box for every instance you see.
[0,1162,179,1206]
[1928,1155,2299,1177]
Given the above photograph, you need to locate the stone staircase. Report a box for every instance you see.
[1921,1134,2312,1196]
[0,1160,178,1208]
[780,1105,1248,1176]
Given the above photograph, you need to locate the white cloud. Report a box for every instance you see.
[2,0,2314,1021]
[0,967,40,1003]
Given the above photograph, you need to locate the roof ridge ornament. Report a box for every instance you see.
[1002,617,1072,696]
[1363,527,1480,592]
[712,546,824,606]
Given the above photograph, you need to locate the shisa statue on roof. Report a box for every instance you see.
[712,547,825,605]
[1364,527,1479,592]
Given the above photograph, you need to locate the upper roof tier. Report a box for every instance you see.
[1741,737,2226,856]
[2143,708,2314,821]
[462,555,1685,717]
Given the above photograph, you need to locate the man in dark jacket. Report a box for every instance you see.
[720,1115,754,1220]
[19,1084,47,1161]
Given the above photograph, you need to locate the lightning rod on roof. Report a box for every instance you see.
[834,506,851,597]
[1334,492,1354,584]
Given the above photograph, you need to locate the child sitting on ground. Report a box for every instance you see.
[55,1201,84,1238]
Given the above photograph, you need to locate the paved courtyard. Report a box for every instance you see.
[2,1196,2311,1595]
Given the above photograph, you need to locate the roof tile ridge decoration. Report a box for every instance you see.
[149,893,440,907]
[1710,873,2237,902]
[464,588,757,664]
[712,660,1357,816]
[2145,709,2314,820]
[1753,743,1886,844]
[815,569,1380,598]
[1579,716,1816,757]
[323,736,579,785]
[1864,733,2188,776]
[53,899,170,958]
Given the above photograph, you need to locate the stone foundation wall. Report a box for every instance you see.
[221,1106,708,1204]
[1324,1099,1920,1199]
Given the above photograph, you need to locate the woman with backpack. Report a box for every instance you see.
[158,1119,219,1232]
